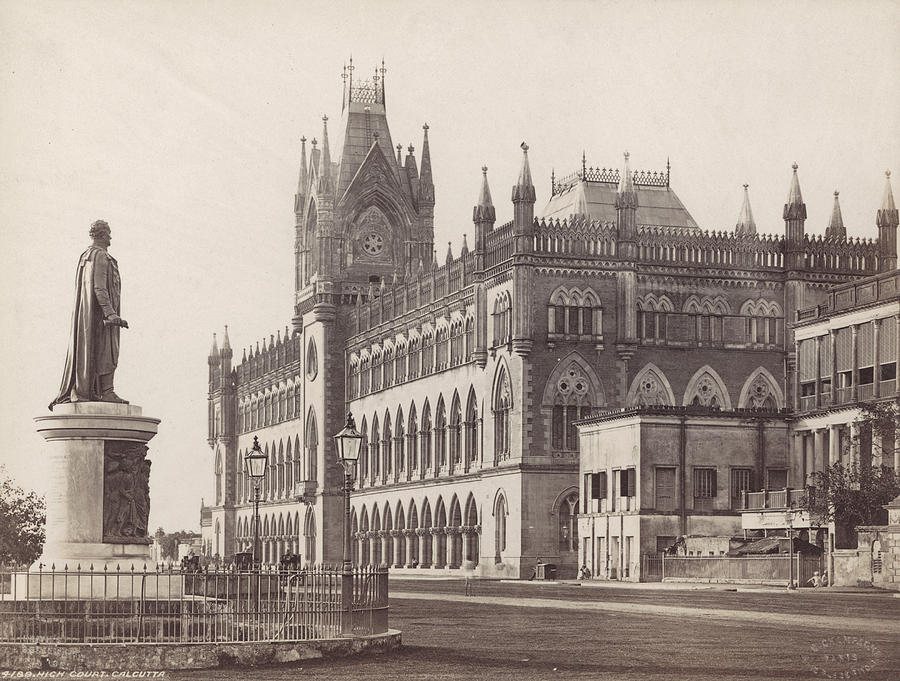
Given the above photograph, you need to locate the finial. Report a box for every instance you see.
[311,138,317,148]
[423,122,429,131]
[521,141,529,152]
[624,150,630,161]
[408,144,415,154]
[743,183,749,190]
[322,114,328,124]
[301,135,306,144]
[373,130,379,139]
[482,165,488,175]
[582,150,587,176]
[887,170,892,179]
[792,162,798,171]
[834,190,839,197]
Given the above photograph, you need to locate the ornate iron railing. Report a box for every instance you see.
[0,565,388,644]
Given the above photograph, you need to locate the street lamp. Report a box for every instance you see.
[245,435,268,568]
[785,501,796,590]
[334,412,361,634]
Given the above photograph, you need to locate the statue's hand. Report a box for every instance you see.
[107,314,129,328]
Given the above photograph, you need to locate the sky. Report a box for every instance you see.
[0,1,898,533]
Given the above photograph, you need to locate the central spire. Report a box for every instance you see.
[826,191,846,239]
[735,184,757,236]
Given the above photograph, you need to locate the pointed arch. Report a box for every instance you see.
[464,387,478,465]
[543,351,604,452]
[492,359,513,459]
[421,399,433,470]
[493,490,508,561]
[464,493,478,526]
[449,494,462,527]
[383,408,393,476]
[435,395,447,467]
[449,390,463,464]
[626,362,676,407]
[408,500,419,528]
[305,407,318,482]
[304,506,316,564]
[738,366,785,409]
[682,365,732,409]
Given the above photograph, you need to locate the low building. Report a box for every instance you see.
[577,406,791,581]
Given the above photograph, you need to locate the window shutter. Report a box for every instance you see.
[799,339,816,382]
[820,334,833,376]
[627,469,636,497]
[879,316,897,362]
[591,473,601,499]
[858,323,874,367]
[619,470,628,496]
[711,469,718,497]
[599,472,608,499]
[836,328,852,371]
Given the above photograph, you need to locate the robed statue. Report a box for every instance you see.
[49,220,129,409]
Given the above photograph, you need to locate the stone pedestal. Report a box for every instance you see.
[32,402,160,571]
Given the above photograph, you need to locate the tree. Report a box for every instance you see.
[0,466,46,567]
[804,399,900,547]
[157,529,197,561]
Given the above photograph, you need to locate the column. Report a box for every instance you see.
[418,529,429,567]
[445,528,455,568]
[830,329,838,406]
[431,528,443,568]
[813,429,826,479]
[392,530,402,567]
[849,422,860,468]
[851,325,859,401]
[381,532,389,566]
[815,336,823,408]
[461,527,471,566]
[829,425,840,465]
[873,319,881,398]
[792,340,801,411]
[405,530,415,567]
[804,433,814,485]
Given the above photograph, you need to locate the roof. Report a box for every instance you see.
[540,180,700,229]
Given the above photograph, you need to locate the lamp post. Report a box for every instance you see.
[245,436,268,568]
[785,501,796,590]
[334,412,362,634]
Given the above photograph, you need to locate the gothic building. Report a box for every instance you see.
[202,62,897,578]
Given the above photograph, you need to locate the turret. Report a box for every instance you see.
[419,123,434,206]
[735,184,757,236]
[473,165,495,271]
[315,115,335,278]
[294,136,308,215]
[877,170,898,271]
[615,151,638,257]
[512,142,535,253]
[207,333,219,388]
[825,191,846,240]
[220,325,233,375]
[783,163,807,270]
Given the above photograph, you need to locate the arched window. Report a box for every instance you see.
[494,494,507,563]
[384,345,395,387]
[304,508,316,565]
[306,338,318,381]
[408,336,420,378]
[493,294,511,345]
[435,326,449,369]
[294,385,302,417]
[371,350,382,391]
[305,408,318,482]
[395,342,406,383]
[214,449,223,506]
[548,288,602,337]
[395,409,405,474]
[349,361,359,398]
[464,317,475,360]
[422,402,433,470]
[493,367,512,459]
[435,399,447,468]
[422,333,434,375]
[558,493,578,552]
[550,363,594,452]
[465,390,478,464]
[371,416,381,480]
[449,395,462,464]
[360,355,370,395]
[408,406,418,472]
[450,321,463,366]
[383,414,393,477]
[358,419,369,485]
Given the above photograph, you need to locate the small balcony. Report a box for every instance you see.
[740,487,808,511]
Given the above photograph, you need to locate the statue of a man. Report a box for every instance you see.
[49,220,129,409]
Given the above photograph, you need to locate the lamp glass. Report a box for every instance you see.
[334,415,362,462]
[245,439,268,478]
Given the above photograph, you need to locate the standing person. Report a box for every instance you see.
[49,220,129,408]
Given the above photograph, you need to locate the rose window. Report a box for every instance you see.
[363,232,384,256]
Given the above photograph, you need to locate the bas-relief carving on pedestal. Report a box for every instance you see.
[102,441,151,543]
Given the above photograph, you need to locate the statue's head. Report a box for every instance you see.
[89,220,111,247]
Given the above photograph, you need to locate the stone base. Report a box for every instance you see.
[33,401,160,573]
[32,541,152,573]
[7,570,184,599]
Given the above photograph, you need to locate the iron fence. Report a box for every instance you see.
[0,565,388,644]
